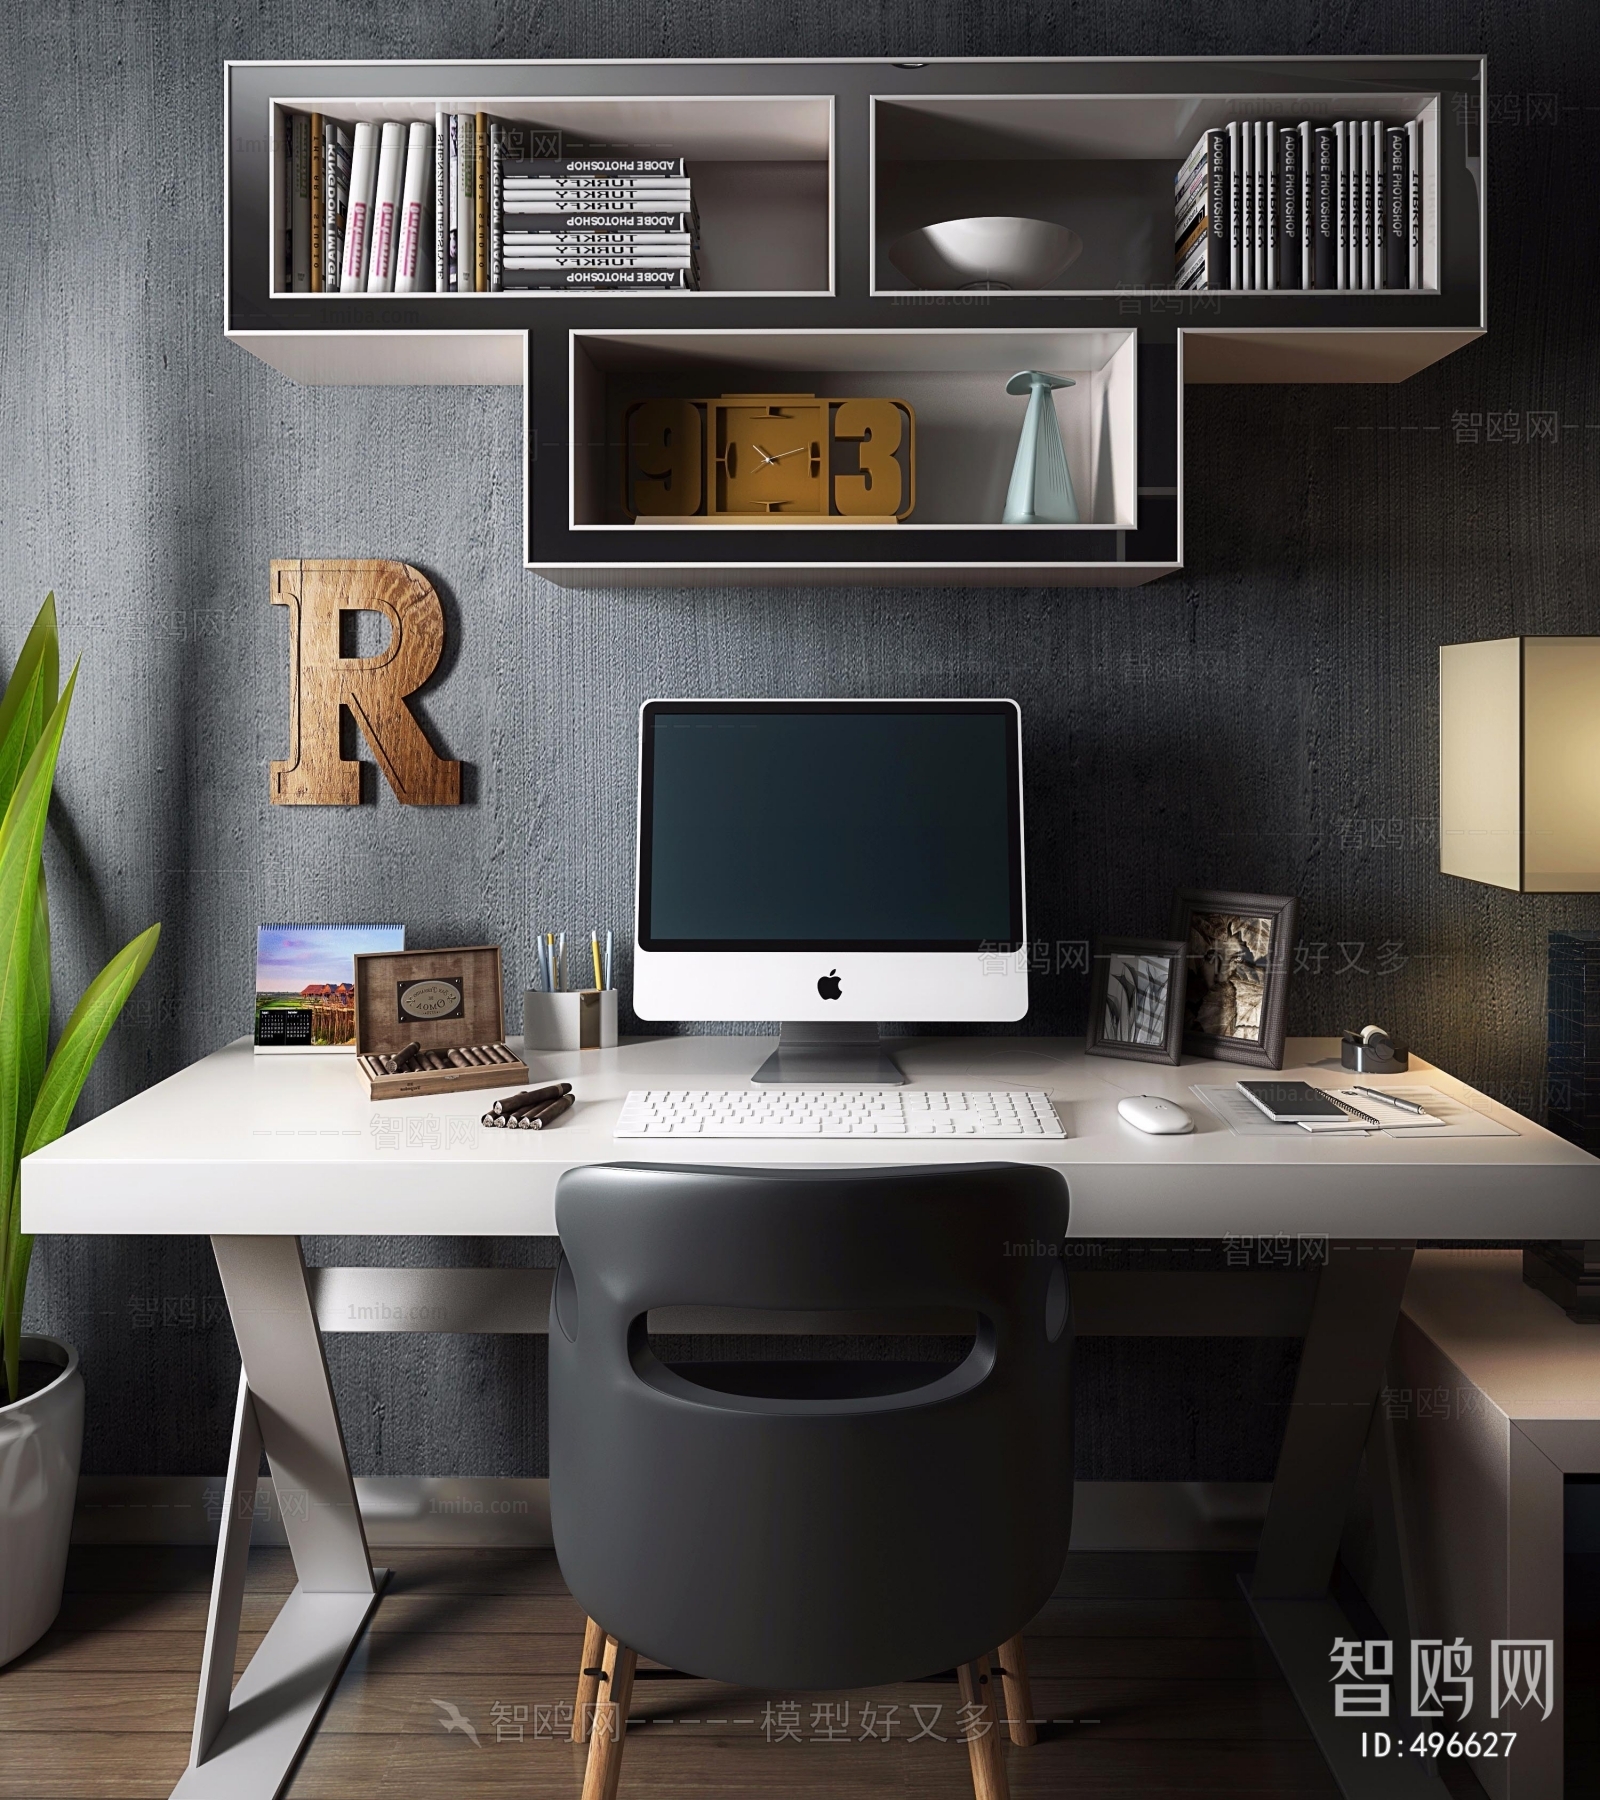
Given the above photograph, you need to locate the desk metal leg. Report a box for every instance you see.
[1244,1240,1450,1799]
[171,1236,389,1800]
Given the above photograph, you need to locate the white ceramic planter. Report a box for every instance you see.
[0,1336,82,1667]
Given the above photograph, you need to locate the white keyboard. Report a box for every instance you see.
[613,1089,1067,1139]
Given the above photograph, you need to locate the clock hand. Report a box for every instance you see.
[750,443,779,466]
[765,445,810,462]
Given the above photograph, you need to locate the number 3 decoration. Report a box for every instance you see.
[624,392,915,521]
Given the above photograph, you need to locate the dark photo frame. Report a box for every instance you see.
[1085,937,1188,1065]
[1170,889,1299,1069]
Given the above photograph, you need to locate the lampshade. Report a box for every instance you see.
[1439,637,1600,891]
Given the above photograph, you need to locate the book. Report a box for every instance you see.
[1298,121,1313,289]
[433,108,449,294]
[1253,121,1265,288]
[505,213,697,235]
[1407,118,1422,288]
[277,111,291,288]
[458,112,477,292]
[475,111,489,293]
[448,114,458,291]
[291,113,312,291]
[1240,121,1253,289]
[340,120,380,293]
[500,267,693,288]
[504,156,687,177]
[395,120,433,293]
[309,115,324,292]
[1204,128,1229,288]
[1385,126,1410,289]
[504,198,700,214]
[366,120,407,293]
[1173,135,1208,286]
[323,124,349,293]
[1227,121,1241,288]
[488,119,503,291]
[1359,119,1373,289]
[1313,127,1336,289]
[505,256,694,269]
[1334,121,1348,289]
[1373,122,1387,289]
[1265,121,1278,288]
[505,232,693,247]
[1278,122,1300,290]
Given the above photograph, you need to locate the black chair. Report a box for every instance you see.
[549,1160,1073,1800]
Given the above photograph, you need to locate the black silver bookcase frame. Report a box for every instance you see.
[225,55,1485,587]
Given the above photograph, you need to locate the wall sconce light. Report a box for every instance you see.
[1439,637,1600,891]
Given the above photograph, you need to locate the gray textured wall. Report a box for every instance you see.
[4,1,1596,1482]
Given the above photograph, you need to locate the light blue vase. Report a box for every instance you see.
[1002,370,1078,524]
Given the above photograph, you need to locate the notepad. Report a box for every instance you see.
[1192,1082,1518,1140]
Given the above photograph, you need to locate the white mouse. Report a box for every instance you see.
[1117,1095,1195,1135]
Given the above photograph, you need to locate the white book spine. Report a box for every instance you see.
[395,121,434,293]
[1239,124,1253,289]
[1407,118,1422,289]
[1335,122,1348,290]
[448,115,459,291]
[433,110,449,294]
[1299,121,1313,289]
[457,112,477,292]
[1226,121,1241,289]
[1373,122,1387,289]
[340,121,380,293]
[1360,121,1373,289]
[290,113,312,292]
[1265,121,1278,289]
[1252,120,1265,289]
[365,121,407,294]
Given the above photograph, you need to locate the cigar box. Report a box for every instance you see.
[353,945,529,1100]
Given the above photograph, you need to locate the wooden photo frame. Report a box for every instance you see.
[1085,937,1188,1065]
[1169,890,1299,1070]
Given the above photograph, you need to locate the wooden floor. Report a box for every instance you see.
[0,1544,1342,1798]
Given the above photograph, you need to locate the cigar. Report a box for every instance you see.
[519,1093,575,1131]
[392,1040,423,1073]
[486,1042,517,1064]
[491,1083,572,1118]
[458,1046,486,1066]
[446,1049,471,1068]
[481,1109,508,1127]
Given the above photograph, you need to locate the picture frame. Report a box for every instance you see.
[1169,889,1299,1070]
[1085,937,1188,1065]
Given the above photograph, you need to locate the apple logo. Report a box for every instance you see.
[816,969,842,1001]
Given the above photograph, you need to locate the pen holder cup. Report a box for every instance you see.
[523,989,618,1052]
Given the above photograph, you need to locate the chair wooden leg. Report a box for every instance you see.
[572,1616,609,1743]
[991,1632,1038,1747]
[580,1635,637,1800]
[957,1654,1010,1800]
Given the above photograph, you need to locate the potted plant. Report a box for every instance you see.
[0,595,159,1666]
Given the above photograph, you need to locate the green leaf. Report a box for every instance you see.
[22,923,159,1157]
[0,669,76,1289]
[0,596,59,824]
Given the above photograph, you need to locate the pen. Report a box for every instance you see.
[1348,1085,1427,1115]
[603,929,612,990]
[591,930,603,992]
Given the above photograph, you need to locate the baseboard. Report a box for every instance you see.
[72,1476,1267,1551]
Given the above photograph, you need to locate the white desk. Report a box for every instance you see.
[23,1034,1599,1238]
[22,1035,1600,1800]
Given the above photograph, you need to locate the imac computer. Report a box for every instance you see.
[633,698,1027,1082]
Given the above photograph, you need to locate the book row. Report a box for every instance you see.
[278,115,702,292]
[1175,118,1425,292]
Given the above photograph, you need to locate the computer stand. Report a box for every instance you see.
[751,1022,908,1084]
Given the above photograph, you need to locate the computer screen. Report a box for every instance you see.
[637,700,1024,951]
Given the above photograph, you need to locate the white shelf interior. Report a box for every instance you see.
[567,328,1138,531]
[266,95,833,297]
[873,91,1441,294]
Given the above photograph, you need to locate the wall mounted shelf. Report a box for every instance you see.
[225,55,1486,587]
